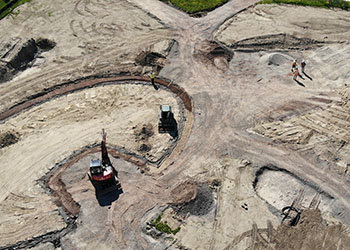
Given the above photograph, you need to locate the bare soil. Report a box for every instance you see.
[0,0,350,249]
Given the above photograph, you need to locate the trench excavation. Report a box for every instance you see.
[0,75,192,122]
[230,33,326,52]
[0,76,193,249]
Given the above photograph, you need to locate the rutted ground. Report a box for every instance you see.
[215,4,350,88]
[0,0,171,113]
[1,0,350,249]
[0,83,180,246]
[253,86,350,178]
[215,4,350,44]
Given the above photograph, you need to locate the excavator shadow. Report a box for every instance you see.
[168,117,178,139]
[95,187,123,206]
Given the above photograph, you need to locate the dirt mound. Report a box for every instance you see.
[260,52,293,66]
[136,51,166,66]
[134,123,155,139]
[207,41,233,62]
[134,123,154,154]
[138,143,151,152]
[8,39,38,71]
[195,40,233,70]
[170,180,197,204]
[173,183,215,216]
[135,39,175,72]
[0,38,55,83]
[36,38,56,51]
[0,131,19,149]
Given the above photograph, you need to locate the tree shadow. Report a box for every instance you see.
[294,79,305,87]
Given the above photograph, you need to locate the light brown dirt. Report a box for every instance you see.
[1,0,350,249]
[0,83,180,246]
[0,0,171,114]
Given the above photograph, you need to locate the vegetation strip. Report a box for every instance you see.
[160,0,228,13]
[150,214,181,235]
[258,0,350,10]
[0,0,31,19]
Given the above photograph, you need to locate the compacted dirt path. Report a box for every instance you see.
[1,0,349,249]
[105,0,350,248]
[131,0,350,215]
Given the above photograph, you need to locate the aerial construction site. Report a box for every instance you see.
[0,0,349,249]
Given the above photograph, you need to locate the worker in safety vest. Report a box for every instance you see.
[149,71,158,90]
[293,68,299,80]
[293,68,304,81]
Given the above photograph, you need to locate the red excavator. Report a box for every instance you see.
[88,129,121,194]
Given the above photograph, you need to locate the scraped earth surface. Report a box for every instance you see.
[1,0,350,249]
[0,83,180,246]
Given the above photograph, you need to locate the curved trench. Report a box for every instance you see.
[0,75,193,249]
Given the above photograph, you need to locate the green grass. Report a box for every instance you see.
[150,214,181,235]
[0,1,7,9]
[258,0,350,10]
[161,0,228,13]
[0,0,32,20]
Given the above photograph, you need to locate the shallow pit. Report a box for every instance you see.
[253,165,339,218]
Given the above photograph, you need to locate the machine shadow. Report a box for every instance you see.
[168,115,178,139]
[96,188,123,206]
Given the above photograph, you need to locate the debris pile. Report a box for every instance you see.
[0,131,19,149]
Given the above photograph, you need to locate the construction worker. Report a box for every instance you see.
[149,71,158,90]
[291,59,297,72]
[293,68,304,81]
[301,60,306,73]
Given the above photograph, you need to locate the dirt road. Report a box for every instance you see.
[144,0,350,216]
[0,0,349,249]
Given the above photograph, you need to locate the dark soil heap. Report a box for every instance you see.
[0,131,19,149]
[173,183,215,216]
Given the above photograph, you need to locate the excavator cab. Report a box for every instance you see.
[90,159,103,175]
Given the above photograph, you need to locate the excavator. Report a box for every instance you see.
[88,129,121,194]
[158,105,176,133]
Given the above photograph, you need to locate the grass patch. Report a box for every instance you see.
[161,0,228,13]
[150,214,181,235]
[0,1,7,9]
[0,0,32,20]
[257,0,350,10]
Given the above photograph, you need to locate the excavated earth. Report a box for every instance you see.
[0,0,350,249]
